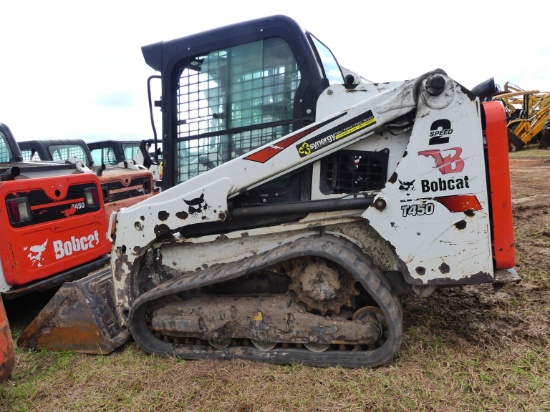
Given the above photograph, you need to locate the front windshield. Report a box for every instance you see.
[174,37,301,183]
[90,147,117,165]
[309,34,344,85]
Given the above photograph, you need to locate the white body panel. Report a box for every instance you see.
[314,76,493,283]
[110,71,495,318]
[158,214,399,276]
[363,82,493,283]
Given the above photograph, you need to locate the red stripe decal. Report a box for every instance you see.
[244,114,346,163]
[435,195,482,212]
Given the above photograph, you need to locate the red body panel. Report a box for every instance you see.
[483,101,516,269]
[97,169,156,221]
[0,174,111,286]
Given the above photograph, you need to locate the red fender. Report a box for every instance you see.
[483,101,516,269]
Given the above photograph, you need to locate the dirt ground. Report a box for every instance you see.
[509,156,550,275]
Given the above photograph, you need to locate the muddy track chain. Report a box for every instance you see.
[128,234,403,368]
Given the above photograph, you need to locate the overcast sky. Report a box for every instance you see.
[2,1,549,142]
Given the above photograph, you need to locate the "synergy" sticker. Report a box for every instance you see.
[296,110,376,157]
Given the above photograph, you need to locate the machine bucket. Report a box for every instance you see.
[507,130,525,152]
[17,267,129,354]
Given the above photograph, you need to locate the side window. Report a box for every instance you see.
[90,147,117,165]
[90,148,102,165]
[20,149,33,161]
[0,132,14,163]
[122,143,140,160]
[105,148,117,165]
[309,34,344,86]
[175,37,301,183]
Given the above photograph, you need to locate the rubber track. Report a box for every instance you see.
[128,234,403,368]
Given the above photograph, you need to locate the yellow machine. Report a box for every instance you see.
[492,82,550,151]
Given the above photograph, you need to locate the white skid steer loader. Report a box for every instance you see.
[17,15,518,368]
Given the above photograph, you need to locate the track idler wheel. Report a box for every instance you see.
[352,306,385,347]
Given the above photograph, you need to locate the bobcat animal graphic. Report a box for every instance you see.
[26,240,48,267]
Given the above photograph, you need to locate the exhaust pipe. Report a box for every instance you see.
[2,167,20,181]
[470,78,497,101]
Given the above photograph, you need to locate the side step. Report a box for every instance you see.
[17,268,130,354]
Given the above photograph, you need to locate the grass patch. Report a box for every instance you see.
[509,144,550,158]
[1,304,548,412]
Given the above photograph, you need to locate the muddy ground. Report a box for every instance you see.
[509,156,550,276]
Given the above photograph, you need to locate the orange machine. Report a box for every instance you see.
[1,173,111,287]
[0,123,112,381]
[18,138,157,222]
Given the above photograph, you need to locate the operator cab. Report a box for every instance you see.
[144,15,387,215]
[88,140,142,167]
